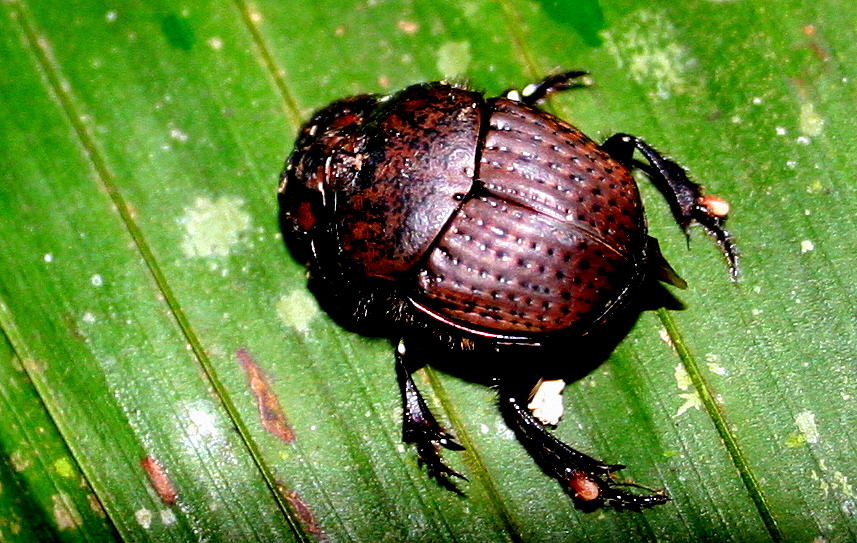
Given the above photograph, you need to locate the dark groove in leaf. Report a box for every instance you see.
[328,331,462,540]
[231,3,498,535]
[659,309,783,542]
[233,0,305,131]
[425,369,523,543]
[496,0,541,79]
[8,4,309,541]
[234,1,549,536]
[496,2,784,533]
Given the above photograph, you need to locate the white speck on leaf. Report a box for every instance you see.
[674,364,691,391]
[179,196,252,258]
[801,239,815,253]
[775,126,787,136]
[82,312,96,324]
[160,509,177,525]
[794,410,820,444]
[659,327,675,350]
[91,274,103,287]
[44,253,53,263]
[207,36,223,50]
[169,128,188,142]
[494,420,515,440]
[706,362,729,376]
[676,393,702,416]
[135,508,153,529]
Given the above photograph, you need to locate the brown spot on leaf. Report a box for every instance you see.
[141,456,177,505]
[237,348,294,443]
[277,482,326,541]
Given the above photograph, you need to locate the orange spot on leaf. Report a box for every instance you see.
[141,456,177,505]
[237,348,295,443]
[278,483,326,541]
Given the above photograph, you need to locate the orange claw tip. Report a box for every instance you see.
[699,194,731,218]
[569,471,601,502]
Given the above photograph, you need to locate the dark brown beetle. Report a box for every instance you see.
[278,71,738,510]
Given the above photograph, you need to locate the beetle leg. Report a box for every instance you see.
[395,340,467,487]
[600,133,740,281]
[499,381,670,510]
[505,70,592,106]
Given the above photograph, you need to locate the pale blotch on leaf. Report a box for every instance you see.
[706,362,729,376]
[799,102,825,137]
[601,9,694,99]
[87,493,106,517]
[794,410,820,444]
[179,195,252,258]
[674,363,701,416]
[161,509,177,525]
[10,450,30,472]
[674,363,692,391]
[784,432,807,448]
[135,508,153,529]
[52,457,75,478]
[52,492,83,530]
[436,41,471,77]
[276,290,320,334]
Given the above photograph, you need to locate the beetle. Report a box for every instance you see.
[278,71,739,510]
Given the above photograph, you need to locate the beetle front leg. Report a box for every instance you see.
[601,133,740,281]
[505,70,592,106]
[395,340,467,488]
[499,380,670,510]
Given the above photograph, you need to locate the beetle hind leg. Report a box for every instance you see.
[498,381,670,510]
[395,340,467,488]
[601,133,740,281]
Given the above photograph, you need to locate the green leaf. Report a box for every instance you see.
[1,0,854,541]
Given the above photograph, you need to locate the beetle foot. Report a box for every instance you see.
[403,399,468,488]
[600,133,740,281]
[396,340,467,488]
[500,382,670,510]
[566,470,671,510]
[411,433,468,489]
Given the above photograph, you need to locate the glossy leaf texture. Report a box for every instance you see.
[0,0,854,541]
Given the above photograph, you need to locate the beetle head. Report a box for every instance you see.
[278,95,378,266]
